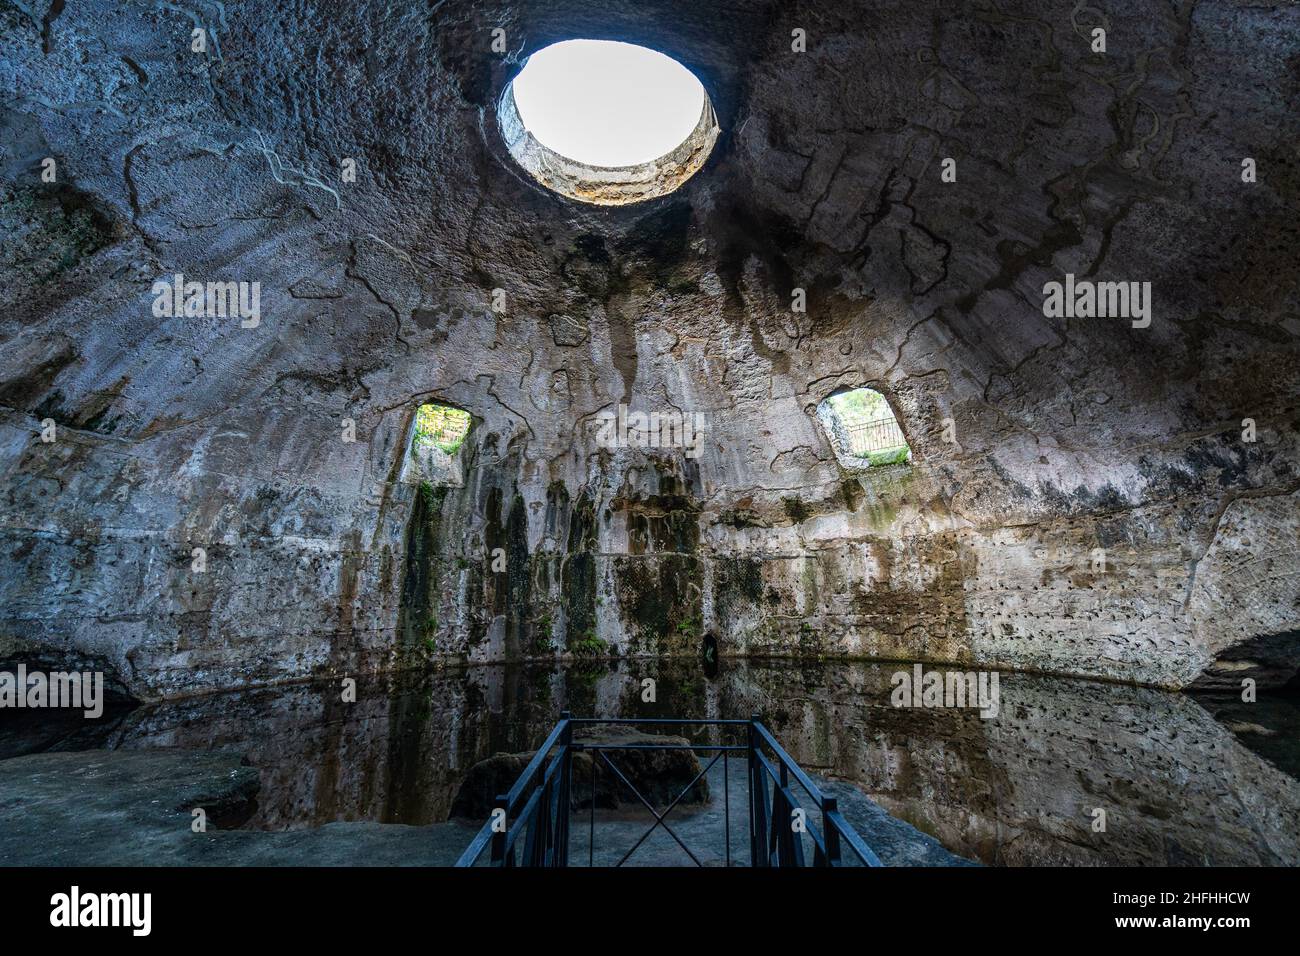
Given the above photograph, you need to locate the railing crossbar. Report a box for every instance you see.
[601,749,720,867]
[752,722,827,806]
[455,714,881,868]
[505,719,569,807]
[568,717,752,726]
[827,809,884,867]
[753,750,828,865]
[569,743,748,752]
[502,743,568,855]
[455,819,493,867]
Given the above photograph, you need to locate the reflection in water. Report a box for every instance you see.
[701,633,719,679]
[14,659,1297,865]
[1187,691,1300,781]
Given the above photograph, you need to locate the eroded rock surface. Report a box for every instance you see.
[0,1,1297,697]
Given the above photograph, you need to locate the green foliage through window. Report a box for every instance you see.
[824,388,911,465]
[827,388,890,423]
[412,403,471,456]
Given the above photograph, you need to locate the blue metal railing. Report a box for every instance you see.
[454,713,881,868]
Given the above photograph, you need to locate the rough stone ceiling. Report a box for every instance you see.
[1,0,1298,698]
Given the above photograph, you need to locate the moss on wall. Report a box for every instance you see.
[397,482,447,653]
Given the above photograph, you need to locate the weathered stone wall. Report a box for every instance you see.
[721,662,1300,866]
[1,0,1297,699]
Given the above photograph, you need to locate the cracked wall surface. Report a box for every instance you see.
[1,0,1298,699]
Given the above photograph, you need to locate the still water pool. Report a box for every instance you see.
[5,658,1296,865]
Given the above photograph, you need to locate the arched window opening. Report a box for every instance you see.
[401,402,472,487]
[816,388,911,468]
[413,403,470,455]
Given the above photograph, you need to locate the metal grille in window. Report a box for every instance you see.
[843,416,907,456]
[413,405,471,455]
